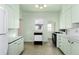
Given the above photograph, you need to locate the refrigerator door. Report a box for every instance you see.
[0,8,7,34]
[0,35,8,55]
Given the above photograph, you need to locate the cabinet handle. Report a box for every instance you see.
[68,40,70,43]
[71,42,74,44]
[68,40,74,44]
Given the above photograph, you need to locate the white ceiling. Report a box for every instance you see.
[20,4,62,12]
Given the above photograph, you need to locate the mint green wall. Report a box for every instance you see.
[21,12,60,42]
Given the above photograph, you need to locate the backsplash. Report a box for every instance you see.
[67,28,79,36]
[72,23,79,28]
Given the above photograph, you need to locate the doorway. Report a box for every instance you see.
[47,22,55,39]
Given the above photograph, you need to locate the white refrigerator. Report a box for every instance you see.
[0,7,8,55]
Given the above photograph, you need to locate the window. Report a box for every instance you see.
[47,24,52,32]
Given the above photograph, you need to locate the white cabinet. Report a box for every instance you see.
[60,4,79,29]
[59,7,66,29]
[58,34,79,55]
[59,5,72,29]
[8,41,18,54]
[5,5,19,29]
[62,5,72,12]
[8,37,24,55]
[63,39,71,54]
[59,13,66,29]
[72,5,79,23]
[59,4,79,54]
[71,42,79,55]
[17,38,24,54]
[58,35,71,54]
[59,36,67,54]
[65,8,72,29]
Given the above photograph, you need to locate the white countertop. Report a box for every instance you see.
[8,36,23,43]
[60,34,79,43]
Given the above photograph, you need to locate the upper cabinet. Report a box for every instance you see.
[59,8,66,29]
[65,7,72,29]
[59,5,72,29]
[62,5,72,11]
[60,4,79,29]
[72,5,79,23]
[6,5,19,29]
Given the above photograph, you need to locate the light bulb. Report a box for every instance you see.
[0,7,4,10]
[44,5,47,7]
[40,7,43,9]
[35,5,39,8]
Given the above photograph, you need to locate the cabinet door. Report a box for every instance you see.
[59,9,66,29]
[8,41,18,55]
[62,5,72,12]
[64,39,71,54]
[65,8,72,29]
[17,38,24,54]
[71,42,79,55]
[59,36,71,55]
[6,5,19,29]
[72,5,79,23]
[59,36,66,53]
[59,5,72,29]
[6,5,14,28]
[12,5,19,28]
[19,38,24,52]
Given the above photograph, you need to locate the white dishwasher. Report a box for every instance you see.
[34,33,43,45]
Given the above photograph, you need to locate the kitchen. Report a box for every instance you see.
[0,4,79,55]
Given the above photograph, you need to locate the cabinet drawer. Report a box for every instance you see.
[8,41,18,55]
[8,38,24,55]
[17,38,24,53]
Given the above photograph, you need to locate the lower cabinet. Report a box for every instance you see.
[63,39,71,54]
[8,37,24,55]
[71,42,79,55]
[59,36,71,54]
[59,36,65,52]
[58,35,79,55]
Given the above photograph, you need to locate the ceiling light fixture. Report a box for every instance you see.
[40,6,43,9]
[35,4,47,9]
[35,5,39,8]
[44,5,47,7]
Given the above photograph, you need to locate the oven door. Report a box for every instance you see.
[52,33,56,47]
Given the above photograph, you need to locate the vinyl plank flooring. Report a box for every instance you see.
[22,39,63,55]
